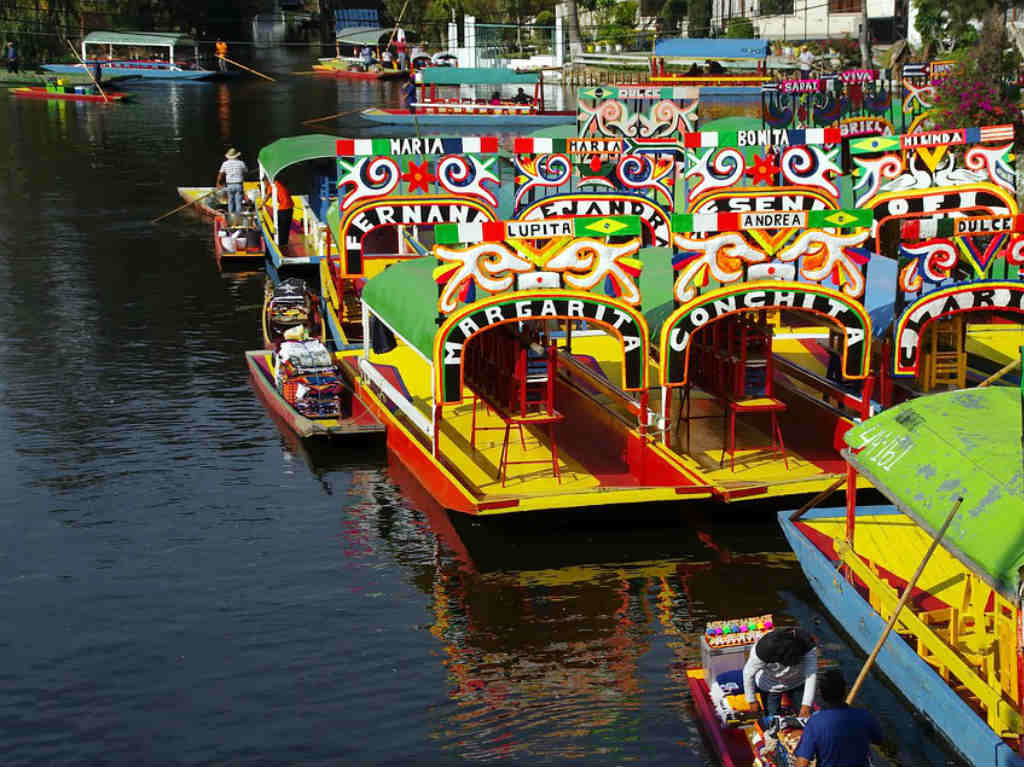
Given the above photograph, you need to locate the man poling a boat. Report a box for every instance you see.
[742,626,818,719]
[792,669,883,767]
[216,148,248,218]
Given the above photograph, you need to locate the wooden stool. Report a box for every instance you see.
[721,397,788,472]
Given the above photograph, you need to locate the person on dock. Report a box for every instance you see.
[6,41,18,74]
[262,178,293,256]
[799,46,815,77]
[793,669,883,767]
[216,38,228,72]
[217,148,248,217]
[743,626,818,719]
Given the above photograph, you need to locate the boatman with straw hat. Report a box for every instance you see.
[216,148,248,217]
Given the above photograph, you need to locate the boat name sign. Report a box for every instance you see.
[439,294,646,402]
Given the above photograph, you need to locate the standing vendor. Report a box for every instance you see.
[743,626,818,719]
[262,178,293,257]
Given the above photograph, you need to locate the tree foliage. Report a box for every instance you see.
[912,0,986,54]
[687,0,711,37]
[724,16,754,37]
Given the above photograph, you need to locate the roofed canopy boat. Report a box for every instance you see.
[321,130,897,514]
[360,67,574,127]
[780,384,1024,767]
[43,31,229,80]
[313,9,409,80]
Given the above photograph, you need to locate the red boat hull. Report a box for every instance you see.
[12,86,129,103]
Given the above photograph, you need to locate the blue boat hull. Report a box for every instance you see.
[42,63,222,80]
[778,508,1024,767]
[360,107,573,128]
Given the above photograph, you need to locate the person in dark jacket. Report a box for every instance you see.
[793,669,883,767]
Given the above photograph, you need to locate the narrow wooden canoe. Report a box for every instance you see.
[246,350,384,440]
[11,86,131,103]
[312,63,407,80]
[178,182,261,218]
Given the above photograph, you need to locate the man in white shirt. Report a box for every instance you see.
[743,627,818,719]
[798,47,815,77]
[216,148,247,216]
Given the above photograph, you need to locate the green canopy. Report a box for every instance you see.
[83,30,196,48]
[335,26,388,46]
[845,386,1024,599]
[361,245,676,363]
[419,67,538,86]
[361,258,438,360]
[258,135,339,182]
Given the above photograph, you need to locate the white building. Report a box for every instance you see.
[710,0,906,43]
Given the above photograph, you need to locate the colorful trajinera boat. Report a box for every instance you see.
[10,85,132,103]
[255,135,345,279]
[246,339,383,439]
[318,129,893,514]
[780,385,1024,767]
[261,278,326,349]
[43,31,227,81]
[360,67,574,127]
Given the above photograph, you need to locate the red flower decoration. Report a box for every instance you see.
[745,152,779,186]
[402,160,436,193]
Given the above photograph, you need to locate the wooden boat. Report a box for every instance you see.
[177,182,261,219]
[686,613,814,766]
[213,213,263,266]
[43,31,229,81]
[245,341,383,439]
[255,135,343,276]
[315,129,896,513]
[312,58,407,80]
[10,85,131,103]
[0,70,137,86]
[780,385,1024,767]
[360,67,574,127]
[261,278,326,350]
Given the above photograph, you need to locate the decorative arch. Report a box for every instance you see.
[892,281,1024,377]
[518,193,672,249]
[339,195,498,274]
[434,290,650,404]
[865,184,1017,252]
[659,281,872,386]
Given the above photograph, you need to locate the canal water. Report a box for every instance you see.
[0,47,961,764]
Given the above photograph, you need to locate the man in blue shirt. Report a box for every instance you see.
[794,668,883,767]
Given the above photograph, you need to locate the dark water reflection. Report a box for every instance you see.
[0,47,960,764]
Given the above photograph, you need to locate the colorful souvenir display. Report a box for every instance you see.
[704,614,773,647]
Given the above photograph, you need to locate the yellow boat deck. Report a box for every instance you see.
[361,328,859,507]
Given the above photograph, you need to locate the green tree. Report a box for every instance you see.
[724,16,753,37]
[687,0,711,37]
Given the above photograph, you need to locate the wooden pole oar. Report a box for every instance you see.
[385,0,411,51]
[65,37,108,103]
[301,107,364,125]
[152,189,216,224]
[219,55,276,82]
[846,496,964,705]
[978,357,1022,388]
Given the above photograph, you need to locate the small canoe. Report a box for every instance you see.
[11,86,131,103]
[178,182,261,218]
[261,278,327,350]
[0,70,137,87]
[313,61,407,80]
[213,213,263,266]
[246,347,384,439]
